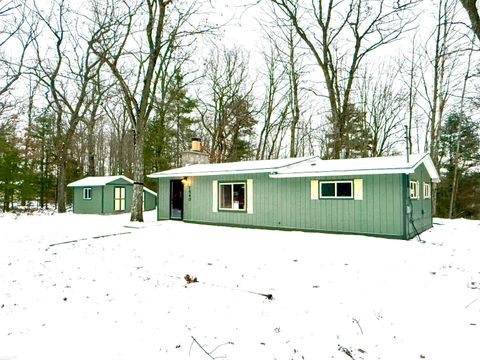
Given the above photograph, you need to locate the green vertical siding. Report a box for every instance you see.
[406,163,433,238]
[157,172,406,237]
[158,179,171,220]
[72,178,157,214]
[72,186,103,214]
[144,191,157,211]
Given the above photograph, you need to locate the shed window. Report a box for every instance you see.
[410,180,419,199]
[83,188,92,200]
[219,182,245,211]
[423,182,431,199]
[319,181,353,199]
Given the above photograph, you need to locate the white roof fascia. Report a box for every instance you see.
[147,156,318,179]
[412,154,440,182]
[143,187,157,196]
[270,153,441,182]
[67,175,134,187]
[269,167,416,178]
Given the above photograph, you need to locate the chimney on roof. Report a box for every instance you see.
[191,137,202,151]
[181,137,209,166]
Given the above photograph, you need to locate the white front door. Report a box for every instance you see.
[114,187,126,211]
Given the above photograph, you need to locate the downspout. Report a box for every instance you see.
[101,186,104,214]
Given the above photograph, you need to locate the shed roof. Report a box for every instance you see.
[270,153,440,182]
[67,176,157,196]
[147,157,318,178]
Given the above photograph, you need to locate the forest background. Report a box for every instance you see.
[1,0,479,220]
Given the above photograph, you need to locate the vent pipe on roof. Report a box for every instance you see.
[340,148,346,159]
[404,125,409,163]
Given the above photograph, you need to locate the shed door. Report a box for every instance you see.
[114,187,126,211]
[170,180,184,220]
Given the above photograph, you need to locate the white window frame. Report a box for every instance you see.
[83,187,92,200]
[410,180,419,200]
[218,182,247,211]
[319,181,353,199]
[423,182,431,199]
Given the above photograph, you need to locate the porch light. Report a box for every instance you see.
[181,177,190,186]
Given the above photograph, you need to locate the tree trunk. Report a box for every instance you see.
[87,122,96,176]
[57,159,67,213]
[130,125,144,222]
[448,40,474,218]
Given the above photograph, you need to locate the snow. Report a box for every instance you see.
[271,153,441,182]
[1,212,479,359]
[148,157,317,178]
[66,176,156,196]
[67,175,134,187]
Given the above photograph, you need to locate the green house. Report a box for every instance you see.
[67,175,157,214]
[147,153,440,239]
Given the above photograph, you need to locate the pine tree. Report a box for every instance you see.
[437,112,480,218]
[0,123,21,211]
[144,70,196,173]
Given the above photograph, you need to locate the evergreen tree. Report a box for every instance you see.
[0,123,21,211]
[437,112,480,218]
[325,104,373,159]
[29,114,57,208]
[144,70,196,173]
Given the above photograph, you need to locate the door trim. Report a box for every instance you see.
[169,179,184,220]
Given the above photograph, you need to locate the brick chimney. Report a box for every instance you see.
[181,137,209,166]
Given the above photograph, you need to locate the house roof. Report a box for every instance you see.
[147,157,318,178]
[67,176,157,196]
[270,153,440,182]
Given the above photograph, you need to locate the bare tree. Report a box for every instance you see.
[198,46,257,163]
[357,64,406,156]
[91,0,207,222]
[83,70,112,176]
[256,46,287,160]
[31,0,104,212]
[420,0,461,214]
[449,38,475,218]
[0,0,35,99]
[401,35,422,154]
[459,0,480,41]
[270,0,418,159]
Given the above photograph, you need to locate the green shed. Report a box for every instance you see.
[67,175,157,214]
[147,153,440,239]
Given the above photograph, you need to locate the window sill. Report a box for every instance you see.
[218,209,247,213]
[318,197,353,200]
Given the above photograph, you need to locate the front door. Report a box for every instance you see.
[170,180,184,220]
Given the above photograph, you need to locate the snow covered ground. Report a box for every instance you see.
[1,211,479,360]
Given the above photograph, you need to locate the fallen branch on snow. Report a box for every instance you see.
[352,317,363,335]
[338,345,355,359]
[466,297,480,308]
[150,271,274,300]
[189,335,234,359]
[48,231,132,248]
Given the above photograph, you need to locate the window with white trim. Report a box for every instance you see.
[319,181,353,199]
[410,180,419,199]
[83,188,92,200]
[219,182,245,210]
[423,182,431,199]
